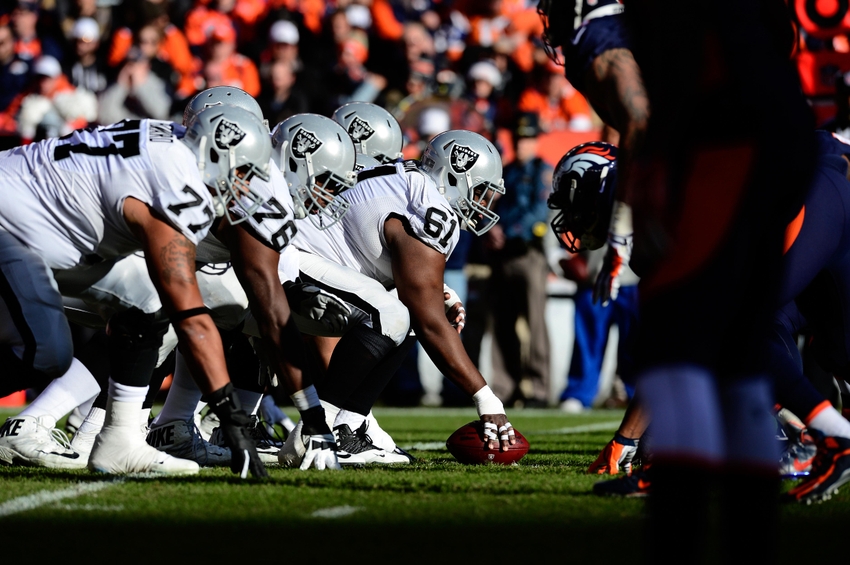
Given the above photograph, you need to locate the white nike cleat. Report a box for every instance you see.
[88,399,198,476]
[0,415,87,469]
[147,419,230,467]
[279,419,306,468]
[65,406,86,435]
[334,422,411,465]
[198,410,220,442]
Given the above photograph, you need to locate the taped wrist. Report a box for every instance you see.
[473,385,505,417]
[613,433,639,447]
[300,406,331,436]
[203,382,251,426]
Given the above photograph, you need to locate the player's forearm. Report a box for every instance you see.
[416,318,486,396]
[173,315,230,395]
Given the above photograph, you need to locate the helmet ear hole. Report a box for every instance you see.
[447,173,458,187]
[209,147,219,164]
[289,157,298,174]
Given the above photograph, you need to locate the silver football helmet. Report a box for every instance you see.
[419,130,505,235]
[354,153,382,172]
[183,86,269,131]
[181,105,272,224]
[271,113,357,229]
[332,102,403,163]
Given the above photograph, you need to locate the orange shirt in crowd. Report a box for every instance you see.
[108,25,196,76]
[1,75,86,141]
[517,82,592,132]
[268,0,325,34]
[184,5,236,48]
[205,53,260,96]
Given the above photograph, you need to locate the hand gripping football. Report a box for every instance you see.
[446,421,529,465]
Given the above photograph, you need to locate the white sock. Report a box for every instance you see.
[334,409,367,432]
[19,358,101,423]
[807,400,850,439]
[636,364,724,463]
[77,406,106,436]
[235,388,263,417]
[108,379,148,404]
[152,351,201,424]
[77,394,97,416]
[321,400,340,430]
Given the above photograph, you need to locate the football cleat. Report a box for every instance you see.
[592,464,652,498]
[334,422,411,465]
[0,415,87,469]
[88,400,199,476]
[147,419,230,467]
[778,429,817,479]
[783,433,850,504]
[279,419,306,468]
[210,416,280,465]
[64,406,86,435]
[198,410,220,442]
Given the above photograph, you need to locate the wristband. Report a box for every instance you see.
[613,433,639,447]
[472,385,505,417]
[290,385,321,412]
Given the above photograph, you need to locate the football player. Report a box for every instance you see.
[537,0,648,309]
[69,88,350,472]
[277,125,515,466]
[550,135,850,504]
[0,106,272,477]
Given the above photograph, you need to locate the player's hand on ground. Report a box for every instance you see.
[593,233,632,306]
[300,433,341,470]
[587,434,639,475]
[481,414,516,451]
[220,414,269,479]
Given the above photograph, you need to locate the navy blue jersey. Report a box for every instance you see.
[562,12,632,97]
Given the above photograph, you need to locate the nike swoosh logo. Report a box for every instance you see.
[37,450,80,460]
[337,453,354,459]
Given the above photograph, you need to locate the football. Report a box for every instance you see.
[446,421,530,465]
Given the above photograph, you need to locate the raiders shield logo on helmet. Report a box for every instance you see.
[292,128,323,158]
[348,117,375,142]
[214,119,246,150]
[450,145,479,173]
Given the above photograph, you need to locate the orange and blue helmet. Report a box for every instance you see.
[548,141,618,253]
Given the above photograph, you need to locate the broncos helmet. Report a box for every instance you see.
[271,113,357,229]
[419,130,505,235]
[183,86,269,131]
[548,141,618,253]
[332,102,403,163]
[181,105,272,223]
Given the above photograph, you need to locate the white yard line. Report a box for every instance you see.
[0,480,121,518]
[310,505,361,518]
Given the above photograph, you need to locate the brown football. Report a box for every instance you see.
[446,421,529,465]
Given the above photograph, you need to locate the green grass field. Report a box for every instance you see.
[1,405,848,564]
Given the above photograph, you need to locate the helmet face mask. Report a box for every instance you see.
[271,114,357,230]
[548,142,618,253]
[420,130,505,235]
[182,106,272,224]
[332,102,403,163]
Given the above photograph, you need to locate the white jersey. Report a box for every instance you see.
[195,161,300,264]
[294,161,459,289]
[0,119,215,269]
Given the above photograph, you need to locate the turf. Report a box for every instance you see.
[0,406,848,564]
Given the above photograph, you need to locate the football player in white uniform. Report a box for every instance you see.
[66,88,351,471]
[0,107,273,477]
[278,127,516,465]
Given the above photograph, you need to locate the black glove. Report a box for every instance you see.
[203,383,268,479]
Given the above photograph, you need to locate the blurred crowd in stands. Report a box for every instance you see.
[0,0,597,151]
